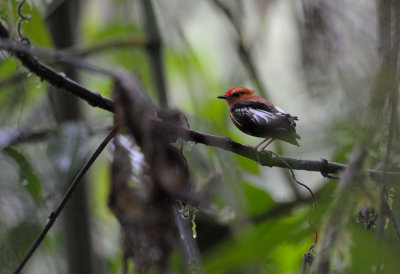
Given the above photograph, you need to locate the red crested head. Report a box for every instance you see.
[217,87,256,107]
[224,87,255,96]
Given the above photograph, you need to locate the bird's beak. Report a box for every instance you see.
[217,95,227,99]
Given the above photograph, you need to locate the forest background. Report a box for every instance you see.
[0,0,400,273]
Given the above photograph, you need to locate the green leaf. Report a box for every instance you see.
[3,146,41,204]
[235,154,260,174]
[242,181,274,216]
[204,213,310,273]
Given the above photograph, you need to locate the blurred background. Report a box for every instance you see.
[0,0,399,273]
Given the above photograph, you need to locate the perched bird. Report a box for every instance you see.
[217,87,300,150]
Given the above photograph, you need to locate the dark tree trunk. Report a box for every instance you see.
[45,1,96,274]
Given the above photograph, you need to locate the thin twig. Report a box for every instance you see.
[140,0,168,107]
[173,205,201,273]
[17,0,31,45]
[14,127,118,274]
[212,0,267,98]
[270,152,316,208]
[0,73,26,90]
[0,22,114,112]
[66,36,146,57]
[0,38,117,78]
[0,22,399,180]
[377,0,400,268]
[1,126,112,148]
[392,218,400,239]
[269,151,317,274]
[312,148,367,273]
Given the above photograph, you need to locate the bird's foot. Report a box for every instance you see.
[259,148,273,157]
[254,147,273,164]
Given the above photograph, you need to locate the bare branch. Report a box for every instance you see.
[0,22,398,180]
[0,38,116,77]
[14,127,118,274]
[173,205,201,273]
[179,127,400,178]
[377,0,400,248]
[140,0,168,107]
[66,35,145,56]
[213,0,268,98]
[0,23,114,112]
[312,148,367,273]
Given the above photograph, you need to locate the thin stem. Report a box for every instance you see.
[376,1,400,271]
[14,127,118,274]
[213,0,268,98]
[173,205,201,273]
[17,0,31,44]
[0,38,117,78]
[270,151,318,273]
[312,148,367,273]
[67,36,145,56]
[140,0,168,107]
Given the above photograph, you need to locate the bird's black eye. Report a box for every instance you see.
[231,92,244,97]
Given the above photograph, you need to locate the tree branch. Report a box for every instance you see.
[14,126,118,274]
[0,23,114,112]
[179,127,400,179]
[0,22,398,180]
[312,148,367,273]
[66,35,145,56]
[213,0,268,98]
[0,38,117,77]
[140,0,168,107]
[212,0,304,200]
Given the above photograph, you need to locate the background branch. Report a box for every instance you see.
[0,23,114,112]
[140,0,168,107]
[66,35,145,56]
[312,148,367,273]
[0,20,398,182]
[14,127,118,273]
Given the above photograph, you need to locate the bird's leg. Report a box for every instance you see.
[255,137,270,151]
[260,138,275,151]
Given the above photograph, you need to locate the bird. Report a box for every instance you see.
[217,87,300,151]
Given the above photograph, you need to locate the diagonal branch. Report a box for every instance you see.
[66,35,145,56]
[213,0,268,98]
[0,38,117,77]
[140,0,168,107]
[312,148,367,273]
[0,22,399,180]
[0,23,113,112]
[14,126,118,273]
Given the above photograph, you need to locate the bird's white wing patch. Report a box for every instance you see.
[274,105,286,114]
[247,108,274,123]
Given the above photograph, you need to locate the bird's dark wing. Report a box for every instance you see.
[230,101,300,145]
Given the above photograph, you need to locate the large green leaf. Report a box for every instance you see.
[204,213,311,273]
[241,181,274,216]
[3,146,41,204]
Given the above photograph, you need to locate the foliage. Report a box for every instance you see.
[0,0,399,274]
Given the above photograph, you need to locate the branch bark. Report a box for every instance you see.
[312,148,367,273]
[0,23,113,112]
[45,1,97,273]
[140,0,168,107]
[14,127,118,274]
[0,22,399,180]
